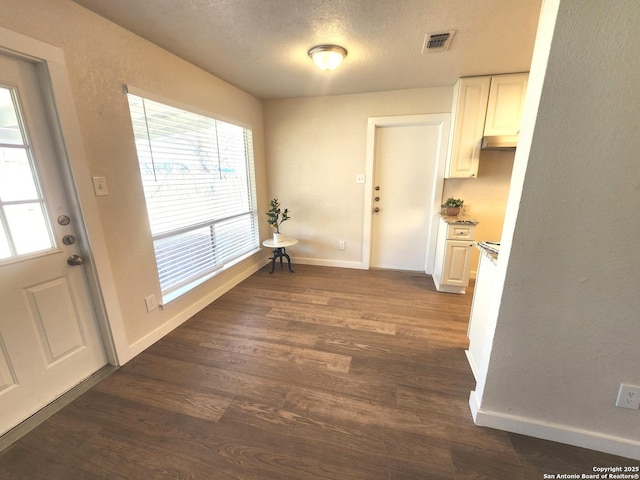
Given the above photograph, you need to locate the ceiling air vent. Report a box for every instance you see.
[422,30,456,53]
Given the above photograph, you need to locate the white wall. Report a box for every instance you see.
[0,0,269,362]
[473,0,640,459]
[264,88,449,267]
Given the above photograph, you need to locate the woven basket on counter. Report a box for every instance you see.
[446,207,461,216]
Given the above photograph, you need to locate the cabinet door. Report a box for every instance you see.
[445,76,491,179]
[442,240,474,286]
[484,73,528,136]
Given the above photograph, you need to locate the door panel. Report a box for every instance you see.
[0,53,107,435]
[0,336,17,394]
[443,241,473,285]
[370,124,439,271]
[26,277,87,363]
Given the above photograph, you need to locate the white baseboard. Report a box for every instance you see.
[127,257,269,360]
[469,390,481,420]
[464,349,479,381]
[469,391,640,461]
[294,256,368,270]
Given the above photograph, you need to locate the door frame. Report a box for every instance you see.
[362,114,451,273]
[0,27,128,365]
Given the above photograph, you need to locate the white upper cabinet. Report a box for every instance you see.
[445,73,528,179]
[445,76,491,179]
[484,73,529,136]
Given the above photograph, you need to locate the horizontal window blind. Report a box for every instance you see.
[127,93,258,297]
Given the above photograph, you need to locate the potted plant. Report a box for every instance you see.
[443,197,464,216]
[266,198,290,242]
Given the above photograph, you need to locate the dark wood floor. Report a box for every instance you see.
[1,265,636,479]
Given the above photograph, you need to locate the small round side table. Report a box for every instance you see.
[262,237,298,274]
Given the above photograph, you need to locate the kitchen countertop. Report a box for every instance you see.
[475,242,499,264]
[439,213,479,225]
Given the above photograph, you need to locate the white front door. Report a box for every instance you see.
[0,54,107,436]
[369,118,447,271]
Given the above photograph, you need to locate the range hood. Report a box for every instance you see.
[481,134,518,151]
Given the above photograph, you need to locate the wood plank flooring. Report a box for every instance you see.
[1,265,636,479]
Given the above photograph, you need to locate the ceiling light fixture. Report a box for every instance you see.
[308,45,348,71]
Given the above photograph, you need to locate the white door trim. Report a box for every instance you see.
[362,114,450,272]
[0,26,129,365]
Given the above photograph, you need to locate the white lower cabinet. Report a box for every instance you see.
[432,217,476,294]
[466,251,498,380]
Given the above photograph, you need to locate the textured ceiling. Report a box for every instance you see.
[72,0,543,100]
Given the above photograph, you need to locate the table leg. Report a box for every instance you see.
[267,247,294,274]
[268,248,279,274]
[283,248,294,273]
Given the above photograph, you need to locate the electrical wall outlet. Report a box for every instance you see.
[355,174,366,184]
[144,294,158,312]
[615,384,640,409]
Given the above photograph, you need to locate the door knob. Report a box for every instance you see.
[67,254,84,266]
[374,196,380,201]
[373,207,380,213]
[375,186,380,191]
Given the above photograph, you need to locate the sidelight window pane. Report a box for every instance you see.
[4,203,53,256]
[0,147,39,201]
[0,228,10,260]
[0,85,55,261]
[0,87,23,145]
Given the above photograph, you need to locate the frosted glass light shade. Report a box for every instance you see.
[308,45,347,71]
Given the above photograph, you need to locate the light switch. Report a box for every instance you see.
[355,174,366,184]
[92,176,109,196]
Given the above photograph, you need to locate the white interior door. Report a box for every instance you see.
[369,120,444,271]
[0,54,107,436]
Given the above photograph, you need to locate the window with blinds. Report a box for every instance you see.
[126,92,259,301]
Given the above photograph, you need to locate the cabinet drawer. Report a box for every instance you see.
[447,224,476,240]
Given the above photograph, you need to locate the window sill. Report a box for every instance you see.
[160,247,261,306]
